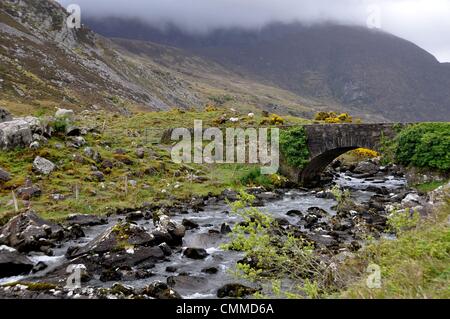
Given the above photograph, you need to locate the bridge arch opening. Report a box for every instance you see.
[299,147,379,186]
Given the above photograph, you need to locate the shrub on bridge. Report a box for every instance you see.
[395,123,450,171]
[280,126,310,169]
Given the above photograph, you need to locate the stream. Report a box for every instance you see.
[0,172,407,299]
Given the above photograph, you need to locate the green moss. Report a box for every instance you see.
[280,126,310,169]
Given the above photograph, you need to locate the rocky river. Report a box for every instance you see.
[0,160,437,299]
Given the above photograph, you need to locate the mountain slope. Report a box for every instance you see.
[0,0,334,119]
[87,18,450,122]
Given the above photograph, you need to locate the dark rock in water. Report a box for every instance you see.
[275,218,291,227]
[315,191,336,199]
[65,214,108,227]
[167,275,208,290]
[16,184,41,200]
[151,230,174,247]
[126,211,144,222]
[353,161,379,175]
[0,167,11,182]
[183,248,209,260]
[142,281,182,299]
[166,266,178,273]
[217,284,258,298]
[202,267,219,274]
[304,215,319,229]
[0,211,64,253]
[306,207,329,217]
[111,283,135,296]
[220,223,232,234]
[182,219,199,230]
[65,224,85,239]
[31,261,48,273]
[366,186,389,195]
[220,189,238,201]
[0,246,34,278]
[255,192,280,201]
[159,243,172,256]
[286,210,303,217]
[135,269,155,279]
[306,233,339,249]
[100,268,123,282]
[67,222,155,258]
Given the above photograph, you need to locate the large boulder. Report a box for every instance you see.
[0,108,12,123]
[353,161,379,175]
[0,246,34,278]
[0,120,33,150]
[0,211,64,253]
[32,156,56,175]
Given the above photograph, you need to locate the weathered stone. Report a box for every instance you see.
[183,248,209,260]
[16,184,42,200]
[0,120,33,150]
[0,211,63,253]
[217,284,258,298]
[167,275,208,291]
[142,281,182,299]
[65,214,108,227]
[0,246,34,278]
[32,156,55,175]
[182,219,199,230]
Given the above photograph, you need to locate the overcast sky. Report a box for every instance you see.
[59,0,450,62]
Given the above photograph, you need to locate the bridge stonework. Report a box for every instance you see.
[280,123,403,186]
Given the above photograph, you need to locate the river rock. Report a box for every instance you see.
[142,281,182,299]
[0,119,33,150]
[0,108,12,123]
[183,248,209,260]
[32,156,56,175]
[353,161,379,175]
[217,283,258,298]
[0,246,34,278]
[401,193,422,208]
[67,222,154,258]
[182,219,199,230]
[202,267,219,274]
[0,211,64,253]
[286,209,303,217]
[220,223,232,234]
[66,215,108,227]
[167,275,208,291]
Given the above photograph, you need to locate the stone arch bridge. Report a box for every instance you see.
[280,123,405,186]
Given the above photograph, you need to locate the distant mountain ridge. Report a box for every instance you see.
[87,17,450,122]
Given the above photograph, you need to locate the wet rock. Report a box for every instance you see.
[275,218,291,227]
[220,189,238,201]
[353,161,379,175]
[202,267,219,274]
[65,214,108,227]
[0,108,12,123]
[31,261,48,273]
[100,268,122,282]
[306,207,329,217]
[126,211,144,222]
[0,119,33,150]
[0,167,11,182]
[111,283,135,296]
[217,284,258,298]
[67,222,154,258]
[255,192,280,201]
[286,209,303,217]
[182,219,199,230]
[220,223,232,234]
[315,190,336,199]
[32,156,55,175]
[154,215,186,246]
[166,266,178,273]
[142,281,182,299]
[183,248,209,260]
[0,211,64,253]
[158,242,172,257]
[0,246,34,278]
[167,275,208,290]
